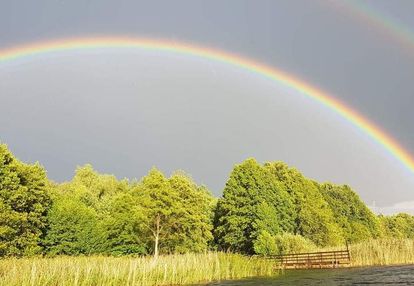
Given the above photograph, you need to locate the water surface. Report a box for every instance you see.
[201,265,414,285]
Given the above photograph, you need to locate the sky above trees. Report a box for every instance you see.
[1,1,413,211]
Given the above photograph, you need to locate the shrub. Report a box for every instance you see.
[254,231,316,255]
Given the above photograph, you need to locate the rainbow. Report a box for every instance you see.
[0,36,413,175]
[328,1,414,54]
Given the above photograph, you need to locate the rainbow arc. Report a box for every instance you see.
[0,37,413,175]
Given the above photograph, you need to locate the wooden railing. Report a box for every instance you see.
[269,249,351,269]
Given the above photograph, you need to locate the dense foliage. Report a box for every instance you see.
[264,162,343,246]
[318,183,381,242]
[214,159,295,253]
[379,213,414,239]
[0,144,51,256]
[0,144,413,257]
[253,231,316,256]
[44,165,214,256]
[214,159,414,253]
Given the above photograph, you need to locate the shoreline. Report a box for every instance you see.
[1,239,414,286]
[0,253,277,286]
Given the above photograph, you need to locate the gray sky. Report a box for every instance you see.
[1,0,414,213]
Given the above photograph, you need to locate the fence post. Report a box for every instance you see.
[346,240,350,263]
[296,253,298,269]
[320,252,322,268]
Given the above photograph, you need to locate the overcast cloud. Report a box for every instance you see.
[1,0,413,213]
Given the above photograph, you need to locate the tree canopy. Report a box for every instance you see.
[214,159,295,253]
[265,162,343,246]
[0,144,413,257]
[0,144,51,256]
[318,183,381,243]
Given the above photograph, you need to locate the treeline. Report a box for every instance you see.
[0,144,413,257]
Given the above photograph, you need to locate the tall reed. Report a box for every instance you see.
[316,238,414,267]
[0,252,278,286]
[1,239,413,286]
[349,238,414,267]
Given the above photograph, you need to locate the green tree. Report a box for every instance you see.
[69,164,130,209]
[0,144,51,256]
[136,168,183,257]
[265,162,343,246]
[319,183,381,242]
[214,159,295,254]
[379,213,414,239]
[44,164,132,255]
[97,192,148,255]
[43,196,100,255]
[166,171,214,253]
[136,168,214,256]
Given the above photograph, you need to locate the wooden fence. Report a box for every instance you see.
[270,249,351,269]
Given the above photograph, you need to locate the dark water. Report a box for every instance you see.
[201,265,414,285]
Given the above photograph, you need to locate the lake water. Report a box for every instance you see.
[200,265,414,285]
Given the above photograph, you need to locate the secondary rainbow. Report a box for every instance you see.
[1,36,413,175]
[328,0,414,55]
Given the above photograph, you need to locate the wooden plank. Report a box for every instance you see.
[271,253,349,258]
[270,249,351,269]
[279,255,350,261]
[276,253,349,259]
[269,250,349,257]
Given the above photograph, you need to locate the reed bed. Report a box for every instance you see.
[1,239,413,285]
[316,238,414,267]
[348,238,414,267]
[0,252,278,286]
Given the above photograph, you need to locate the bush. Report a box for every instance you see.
[253,231,279,255]
[254,231,316,255]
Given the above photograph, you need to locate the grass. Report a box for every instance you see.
[1,239,413,286]
[0,252,279,286]
[317,238,414,267]
[348,238,414,267]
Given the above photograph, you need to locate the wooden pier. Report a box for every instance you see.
[270,249,351,269]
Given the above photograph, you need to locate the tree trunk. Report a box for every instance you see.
[154,214,160,258]
[154,233,159,258]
